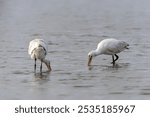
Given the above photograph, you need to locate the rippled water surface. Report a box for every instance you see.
[0,0,150,99]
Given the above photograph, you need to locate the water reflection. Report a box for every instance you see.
[88,63,120,70]
[1,0,150,99]
[34,71,50,80]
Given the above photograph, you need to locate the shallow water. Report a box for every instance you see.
[0,0,150,99]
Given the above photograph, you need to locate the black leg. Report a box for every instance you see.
[34,58,36,73]
[112,55,115,64]
[40,61,42,73]
[114,54,119,62]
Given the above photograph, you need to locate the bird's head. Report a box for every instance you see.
[43,59,52,71]
[87,50,96,66]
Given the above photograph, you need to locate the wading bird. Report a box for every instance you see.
[88,38,129,66]
[28,39,52,73]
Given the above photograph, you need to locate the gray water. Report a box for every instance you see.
[0,0,150,99]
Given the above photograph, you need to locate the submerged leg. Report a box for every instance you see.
[40,61,42,73]
[111,55,115,64]
[34,58,37,72]
[111,54,119,65]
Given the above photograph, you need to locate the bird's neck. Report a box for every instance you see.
[92,49,102,56]
[42,58,49,65]
[42,58,49,66]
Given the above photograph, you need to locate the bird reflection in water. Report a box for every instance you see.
[88,62,130,71]
[88,63,121,71]
[34,70,50,80]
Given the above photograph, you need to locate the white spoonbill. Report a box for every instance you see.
[28,39,52,73]
[88,38,129,66]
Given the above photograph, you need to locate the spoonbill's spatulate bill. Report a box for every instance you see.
[28,39,52,73]
[88,38,129,66]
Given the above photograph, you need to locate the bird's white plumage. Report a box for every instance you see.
[28,39,48,59]
[96,38,129,55]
